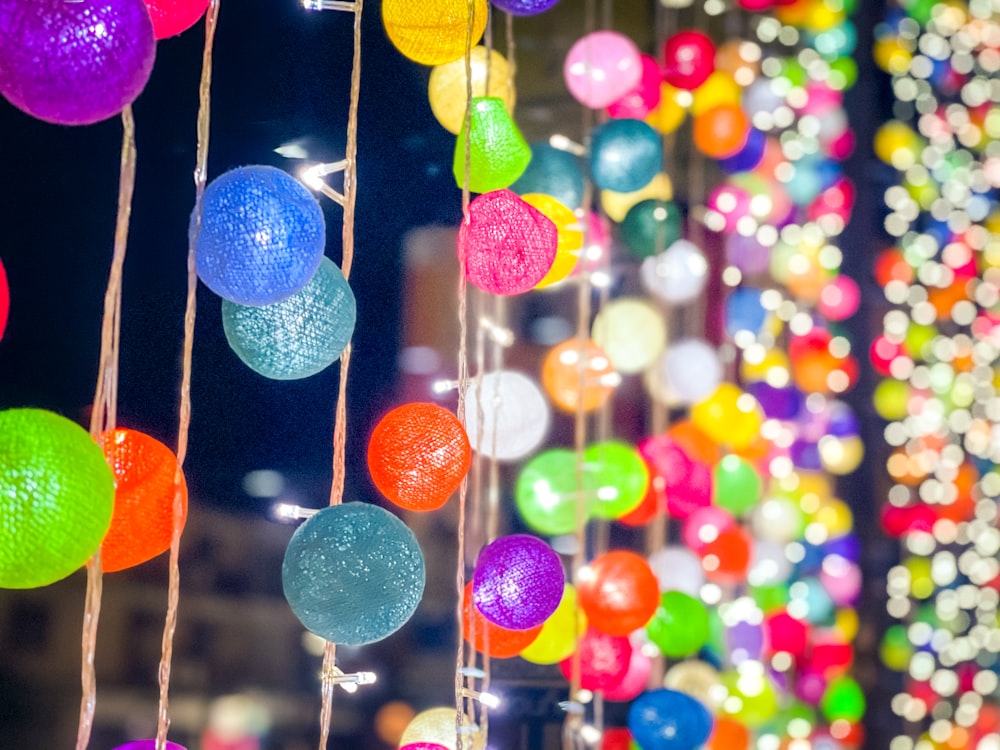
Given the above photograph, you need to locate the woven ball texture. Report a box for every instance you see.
[98,428,187,573]
[222,257,356,380]
[472,534,565,631]
[195,165,326,306]
[382,0,488,66]
[0,408,114,589]
[282,502,425,646]
[0,0,155,125]
[368,403,471,511]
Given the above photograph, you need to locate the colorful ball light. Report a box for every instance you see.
[563,31,643,109]
[144,0,209,39]
[453,97,531,193]
[648,546,704,596]
[472,534,564,630]
[463,370,550,461]
[622,199,684,259]
[113,742,187,750]
[662,30,716,90]
[0,256,8,341]
[693,104,751,159]
[578,550,659,635]
[519,583,585,664]
[628,689,714,750]
[458,189,557,295]
[591,298,666,374]
[195,166,325,306]
[520,193,582,289]
[462,581,541,658]
[590,119,663,193]
[607,54,663,119]
[282,502,425,645]
[367,403,471,512]
[648,338,722,406]
[640,239,709,305]
[690,384,763,451]
[541,338,617,413]
[0,409,114,589]
[0,0,155,125]
[585,441,649,519]
[398,707,483,750]
[559,627,632,691]
[429,47,514,135]
[490,0,560,14]
[511,142,585,210]
[222,257,356,380]
[515,448,590,535]
[646,591,710,658]
[98,429,187,573]
[381,0,487,66]
[713,455,762,517]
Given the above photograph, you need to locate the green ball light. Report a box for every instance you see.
[646,590,710,658]
[586,441,649,520]
[713,455,762,516]
[515,448,594,535]
[621,199,683,259]
[453,96,531,194]
[820,676,866,723]
[0,408,114,589]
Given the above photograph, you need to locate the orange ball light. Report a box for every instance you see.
[577,550,659,636]
[541,338,617,413]
[462,581,541,658]
[707,716,751,750]
[692,104,750,159]
[367,403,472,511]
[98,428,187,573]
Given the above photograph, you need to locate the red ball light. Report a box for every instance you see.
[700,525,751,582]
[763,610,810,658]
[0,257,8,342]
[662,30,715,90]
[144,0,210,40]
[367,403,472,511]
[577,550,660,636]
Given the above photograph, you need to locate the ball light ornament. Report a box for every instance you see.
[491,0,560,14]
[648,546,704,596]
[472,534,564,631]
[98,429,187,573]
[585,441,649,519]
[113,742,187,750]
[627,689,714,750]
[647,338,723,406]
[400,745,448,750]
[282,502,425,646]
[429,47,514,135]
[0,256,8,342]
[622,199,684,259]
[367,403,472,512]
[662,30,715,90]
[520,193,582,289]
[689,71,742,117]
[693,104,751,159]
[515,448,592,535]
[462,582,541,658]
[590,118,663,193]
[511,142,585,210]
[663,660,722,710]
[382,0,487,66]
[563,31,643,109]
[559,627,633,691]
[820,676,866,723]
[604,640,652,702]
[399,707,484,750]
[0,409,114,589]
[144,0,209,39]
[541,338,617,413]
[713,455,762,517]
[0,0,155,125]
[718,669,779,728]
[458,189,557,295]
[222,257,356,380]
[601,172,674,223]
[453,97,531,193]
[463,370,550,461]
[639,434,712,519]
[646,591,710,658]
[578,550,660,635]
[607,54,663,119]
[591,298,666,374]
[640,239,709,305]
[690,383,763,451]
[519,583,586,665]
[195,166,325,306]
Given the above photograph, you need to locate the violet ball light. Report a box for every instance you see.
[0,0,155,125]
[113,742,187,750]
[195,165,326,306]
[472,534,564,630]
[490,0,560,15]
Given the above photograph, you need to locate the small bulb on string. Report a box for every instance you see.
[321,666,378,693]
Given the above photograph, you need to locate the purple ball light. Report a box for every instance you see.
[472,534,564,630]
[113,742,186,750]
[0,0,155,125]
[490,0,560,14]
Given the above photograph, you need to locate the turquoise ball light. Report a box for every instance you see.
[195,165,326,306]
[590,118,662,193]
[282,503,425,646]
[222,257,356,380]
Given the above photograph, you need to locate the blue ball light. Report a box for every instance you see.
[628,689,713,750]
[490,0,560,15]
[222,257,356,380]
[282,502,425,646]
[590,119,662,193]
[195,165,325,306]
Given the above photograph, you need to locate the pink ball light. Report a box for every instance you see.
[817,276,860,321]
[662,30,715,90]
[472,534,565,630]
[564,31,643,109]
[559,627,632,691]
[458,189,558,295]
[144,0,210,39]
[0,257,8,342]
[606,54,662,119]
[0,0,155,125]
[113,743,187,750]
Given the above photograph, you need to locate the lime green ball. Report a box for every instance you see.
[720,669,779,727]
[903,0,936,25]
[0,409,114,588]
[873,378,910,421]
[515,448,592,535]
[713,455,762,516]
[828,57,858,90]
[820,676,866,722]
[879,624,913,672]
[586,441,649,519]
[646,590,710,658]
[752,583,790,613]
[903,322,936,360]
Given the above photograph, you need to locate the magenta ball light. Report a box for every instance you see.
[472,534,564,631]
[0,0,155,125]
[112,742,186,750]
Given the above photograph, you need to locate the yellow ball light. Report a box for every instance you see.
[520,193,582,289]
[873,379,910,421]
[646,83,688,135]
[663,660,722,710]
[819,435,864,476]
[591,297,667,374]
[690,71,741,117]
[874,121,922,169]
[382,0,488,66]
[601,172,674,223]
[811,497,854,537]
[740,348,790,385]
[428,46,515,135]
[873,37,912,75]
[520,584,586,665]
[691,383,763,451]
[398,707,484,750]
[903,557,934,600]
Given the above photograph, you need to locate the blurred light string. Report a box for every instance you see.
[75,102,135,750]
[156,2,220,748]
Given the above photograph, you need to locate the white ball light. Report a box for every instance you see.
[646,338,722,406]
[399,707,484,750]
[591,297,666,374]
[640,239,708,304]
[464,371,550,461]
[648,545,704,596]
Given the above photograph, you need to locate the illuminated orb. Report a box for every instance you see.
[490,0,559,15]
[607,53,663,119]
[520,583,586,664]
[368,403,471,512]
[113,742,186,750]
[515,448,593,535]
[458,189,557,295]
[586,441,649,519]
[564,31,643,109]
[463,370,550,461]
[662,30,715,90]
[628,689,714,750]
[453,97,531,193]
[0,409,114,589]
[511,142,586,210]
[646,338,722,406]
[472,534,564,630]
[592,297,666,374]
[640,239,709,304]
[222,257,355,380]
[0,0,155,125]
[578,550,659,635]
[646,591,710,658]
[382,0,487,66]
[195,165,325,306]
[621,199,684,259]
[590,119,663,193]
[0,256,8,341]
[462,581,542,658]
[144,0,209,39]
[429,47,514,135]
[282,502,425,645]
[648,546,704,596]
[541,338,617,413]
[559,626,633,691]
[398,707,484,750]
[98,428,187,573]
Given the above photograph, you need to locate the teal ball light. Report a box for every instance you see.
[222,257,356,380]
[590,118,662,193]
[282,503,425,646]
[0,409,115,589]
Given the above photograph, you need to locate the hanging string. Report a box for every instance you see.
[155,3,219,748]
[75,102,136,750]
